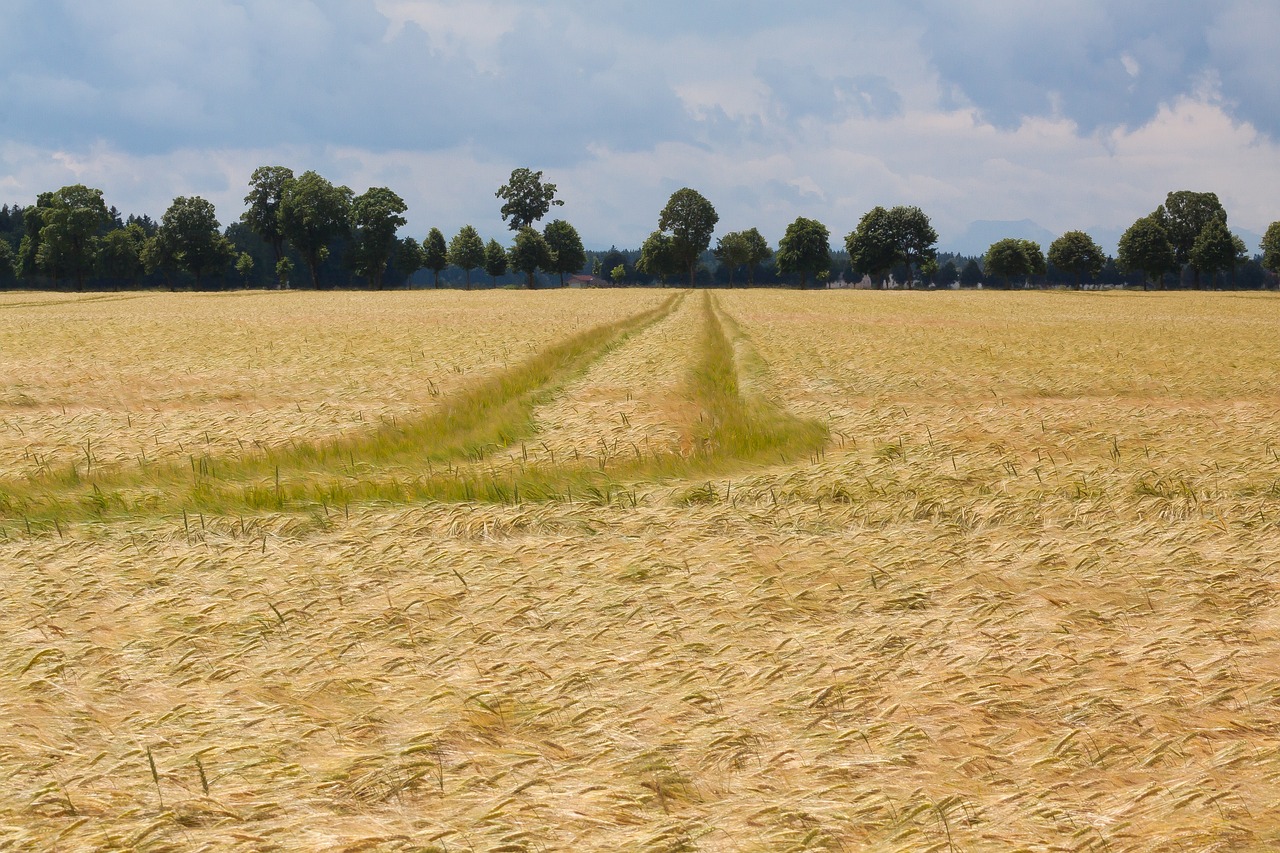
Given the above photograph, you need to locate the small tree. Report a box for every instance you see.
[714,231,750,287]
[1047,230,1106,289]
[611,264,626,285]
[638,230,679,285]
[776,217,831,288]
[1189,216,1237,289]
[740,227,772,286]
[1261,221,1280,289]
[448,225,486,289]
[543,219,586,286]
[496,168,563,231]
[422,228,448,287]
[395,237,423,287]
[1117,214,1175,290]
[937,260,958,288]
[0,239,16,288]
[484,239,507,287]
[235,252,255,286]
[959,258,982,287]
[658,188,718,286]
[509,226,552,289]
[276,257,294,289]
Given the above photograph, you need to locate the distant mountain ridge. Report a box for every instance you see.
[943,219,1055,256]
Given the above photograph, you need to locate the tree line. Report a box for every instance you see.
[2,168,1278,291]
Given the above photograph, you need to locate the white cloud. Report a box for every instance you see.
[1,1,1276,255]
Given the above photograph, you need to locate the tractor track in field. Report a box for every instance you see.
[0,290,828,527]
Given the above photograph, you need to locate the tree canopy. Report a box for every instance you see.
[776,217,831,288]
[543,219,586,286]
[1188,216,1238,288]
[845,206,896,285]
[448,225,486,289]
[349,187,407,290]
[714,228,772,287]
[483,239,508,287]
[637,230,680,284]
[422,228,449,287]
[984,238,1045,288]
[657,188,718,286]
[1048,230,1106,289]
[40,184,110,290]
[158,196,234,289]
[509,226,552,289]
[1117,214,1175,289]
[242,165,294,284]
[1262,221,1280,280]
[279,171,352,289]
[496,168,564,231]
[844,205,938,288]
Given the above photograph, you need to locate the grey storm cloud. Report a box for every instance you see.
[3,0,1277,160]
[908,0,1278,136]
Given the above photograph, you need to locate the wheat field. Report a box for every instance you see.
[1,288,1278,852]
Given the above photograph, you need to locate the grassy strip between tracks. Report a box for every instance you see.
[0,293,684,525]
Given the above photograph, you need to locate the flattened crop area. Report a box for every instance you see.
[2,290,1279,851]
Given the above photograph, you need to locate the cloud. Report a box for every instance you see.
[1,1,1276,253]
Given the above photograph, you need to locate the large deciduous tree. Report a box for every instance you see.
[1117,213,1175,290]
[496,168,564,231]
[776,217,831,288]
[1157,190,1226,288]
[279,171,352,289]
[422,228,449,287]
[349,187,407,290]
[658,188,718,287]
[448,225,486,289]
[543,219,586,287]
[845,205,938,288]
[484,239,508,287]
[158,196,235,289]
[241,166,294,285]
[509,226,552,289]
[41,185,110,290]
[845,206,897,286]
[1047,230,1106,289]
[886,206,938,288]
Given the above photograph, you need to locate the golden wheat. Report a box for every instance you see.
[1,289,1278,851]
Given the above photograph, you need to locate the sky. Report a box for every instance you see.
[2,0,1278,254]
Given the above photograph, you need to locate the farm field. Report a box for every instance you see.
[1,288,1280,851]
